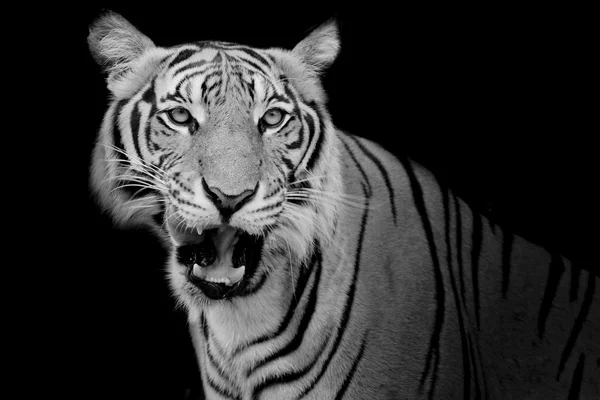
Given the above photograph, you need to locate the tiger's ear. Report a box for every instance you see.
[292,19,340,73]
[88,11,159,97]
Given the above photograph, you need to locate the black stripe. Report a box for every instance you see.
[287,177,312,192]
[247,248,323,377]
[294,111,318,172]
[251,333,332,400]
[233,57,269,76]
[111,99,128,161]
[282,79,301,115]
[537,253,565,339]
[236,46,272,70]
[177,68,219,96]
[164,153,183,172]
[476,342,491,400]
[206,341,238,392]
[304,102,325,173]
[443,187,471,399]
[347,135,397,225]
[567,354,585,400]
[333,331,368,400]
[173,59,208,76]
[211,43,272,70]
[177,197,206,210]
[251,199,284,214]
[157,153,169,171]
[471,207,483,329]
[204,75,223,104]
[156,115,173,131]
[570,264,581,302]
[250,341,328,399]
[466,333,483,399]
[263,185,283,201]
[160,91,187,104]
[200,312,208,339]
[281,155,295,175]
[244,75,256,101]
[556,275,596,380]
[268,93,289,104]
[211,51,223,64]
[294,184,370,398]
[142,82,157,155]
[232,247,317,356]
[285,118,303,149]
[130,101,144,160]
[453,193,467,306]
[400,157,444,400]
[237,269,269,297]
[286,177,311,206]
[168,48,198,68]
[199,315,241,400]
[501,231,513,298]
[339,137,372,195]
[155,54,172,70]
[203,319,241,395]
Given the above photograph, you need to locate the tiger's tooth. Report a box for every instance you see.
[192,263,207,279]
[196,226,203,236]
[229,265,245,284]
[204,276,232,285]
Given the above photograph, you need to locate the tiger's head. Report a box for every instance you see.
[88,12,342,309]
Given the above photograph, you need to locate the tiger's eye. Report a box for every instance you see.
[168,107,192,124]
[261,109,285,127]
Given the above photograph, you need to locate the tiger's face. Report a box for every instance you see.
[89,13,340,307]
[152,47,310,301]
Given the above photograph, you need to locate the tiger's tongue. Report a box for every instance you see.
[214,225,237,255]
[192,226,244,284]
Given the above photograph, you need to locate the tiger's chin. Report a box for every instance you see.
[170,223,265,301]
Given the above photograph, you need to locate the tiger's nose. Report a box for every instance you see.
[202,178,258,219]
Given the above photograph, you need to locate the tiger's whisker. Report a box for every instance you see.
[285,193,371,210]
[293,188,369,202]
[287,175,329,185]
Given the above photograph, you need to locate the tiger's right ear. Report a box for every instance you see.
[88,11,160,98]
[292,19,340,74]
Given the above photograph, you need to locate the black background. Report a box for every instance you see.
[30,4,597,399]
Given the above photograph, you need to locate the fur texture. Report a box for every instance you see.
[89,12,599,399]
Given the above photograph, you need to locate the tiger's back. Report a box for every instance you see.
[87,11,599,399]
[337,133,599,398]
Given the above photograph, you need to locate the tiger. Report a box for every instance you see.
[88,11,599,400]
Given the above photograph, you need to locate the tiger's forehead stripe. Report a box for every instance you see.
[158,43,283,106]
[166,44,277,78]
[167,48,199,69]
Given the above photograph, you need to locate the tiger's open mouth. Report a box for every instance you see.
[170,222,264,300]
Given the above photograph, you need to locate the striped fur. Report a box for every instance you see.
[89,12,599,399]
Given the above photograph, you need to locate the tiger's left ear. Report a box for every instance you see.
[292,19,340,73]
[88,11,163,98]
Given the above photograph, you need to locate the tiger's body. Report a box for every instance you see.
[88,12,599,399]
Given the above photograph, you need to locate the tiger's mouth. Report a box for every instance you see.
[170,222,264,300]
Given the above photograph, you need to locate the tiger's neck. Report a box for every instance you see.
[188,234,353,395]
